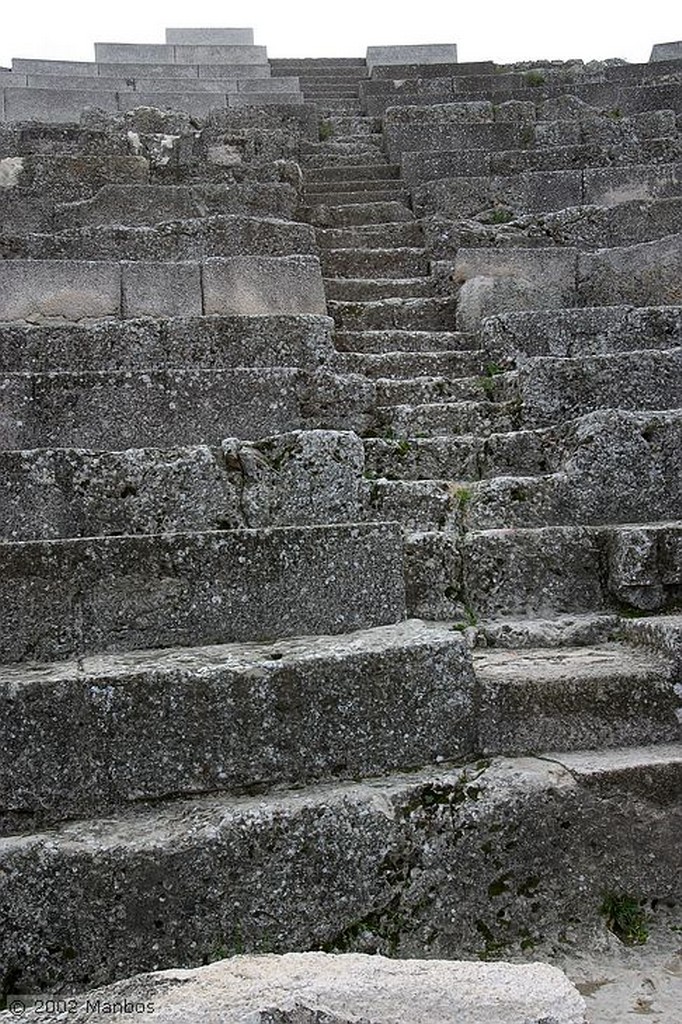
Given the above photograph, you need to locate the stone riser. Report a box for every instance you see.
[0,621,475,831]
[2,76,299,95]
[0,314,336,374]
[0,522,406,664]
[1,749,679,991]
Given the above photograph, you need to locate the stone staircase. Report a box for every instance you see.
[0,28,680,1007]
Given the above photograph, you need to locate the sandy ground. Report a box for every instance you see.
[554,911,682,1023]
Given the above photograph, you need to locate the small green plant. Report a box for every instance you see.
[608,107,623,120]
[601,893,649,945]
[484,362,504,377]
[394,437,412,458]
[319,120,333,141]
[487,208,515,225]
[525,70,546,87]
[453,484,473,510]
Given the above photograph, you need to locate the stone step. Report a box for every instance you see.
[0,521,405,664]
[316,115,382,137]
[0,429,367,542]
[474,643,679,755]
[0,153,150,203]
[376,373,515,407]
[2,744,679,988]
[482,305,682,359]
[0,619,474,832]
[2,214,317,261]
[94,43,269,65]
[0,315,336,373]
[306,164,400,183]
[53,182,298,229]
[271,58,367,70]
[319,247,428,279]
[9,58,273,79]
[518,347,682,427]
[366,478,461,531]
[333,329,475,353]
[425,199,682,256]
[463,521,682,618]
[362,408,681,485]
[324,277,434,301]
[305,175,406,195]
[0,256,327,322]
[476,612,622,649]
[301,201,414,227]
[329,296,457,331]
[403,138,681,184]
[316,222,424,249]
[302,149,387,168]
[13,75,301,96]
[378,399,520,438]
[334,349,488,379]
[0,365,373,450]
[303,85,360,97]
[303,187,410,207]
[311,98,363,113]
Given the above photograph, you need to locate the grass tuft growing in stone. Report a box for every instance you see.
[601,892,649,945]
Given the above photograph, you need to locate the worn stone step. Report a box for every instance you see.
[312,98,363,113]
[301,201,414,227]
[303,85,360,97]
[53,183,299,229]
[463,521,682,618]
[320,247,428,279]
[0,153,149,203]
[0,429,368,542]
[0,521,405,664]
[333,328,475,353]
[376,372,516,407]
[302,148,387,168]
[518,347,682,427]
[379,399,520,438]
[316,222,425,249]
[306,176,404,196]
[6,745,679,989]
[0,315,336,373]
[0,619,474,831]
[324,277,434,301]
[425,199,682,255]
[0,366,373,449]
[316,115,382,137]
[476,612,622,649]
[482,305,682,359]
[366,478,461,532]
[303,187,410,207]
[329,296,457,331]
[334,349,488,379]
[2,214,317,261]
[306,164,398,185]
[474,643,679,755]
[271,58,367,70]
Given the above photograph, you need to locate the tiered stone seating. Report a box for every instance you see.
[0,27,679,1014]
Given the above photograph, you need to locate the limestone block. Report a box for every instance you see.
[94,43,176,64]
[367,44,458,73]
[165,28,255,45]
[25,75,135,92]
[0,72,26,86]
[121,261,202,317]
[11,58,99,76]
[0,260,120,322]
[650,41,682,61]
[134,77,237,93]
[577,234,682,307]
[100,62,199,79]
[2,87,118,123]
[203,256,327,315]
[119,91,227,116]
[198,63,271,78]
[453,249,577,331]
[237,77,300,93]
[26,954,588,1024]
[228,93,304,107]
[0,522,407,662]
[173,45,268,65]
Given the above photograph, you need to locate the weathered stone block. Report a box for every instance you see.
[0,522,406,662]
[650,41,682,61]
[0,620,475,826]
[367,44,458,73]
[165,28,255,46]
[0,260,120,322]
[121,261,203,317]
[2,87,119,123]
[577,234,682,307]
[202,256,327,315]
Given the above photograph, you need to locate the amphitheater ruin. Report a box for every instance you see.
[0,23,680,1024]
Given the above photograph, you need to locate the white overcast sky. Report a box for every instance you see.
[1,0,679,68]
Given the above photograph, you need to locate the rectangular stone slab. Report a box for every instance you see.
[165,28,255,45]
[0,367,305,449]
[94,43,268,65]
[2,87,119,123]
[0,620,475,827]
[366,44,458,72]
[203,256,327,315]
[0,260,121,322]
[0,521,406,663]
